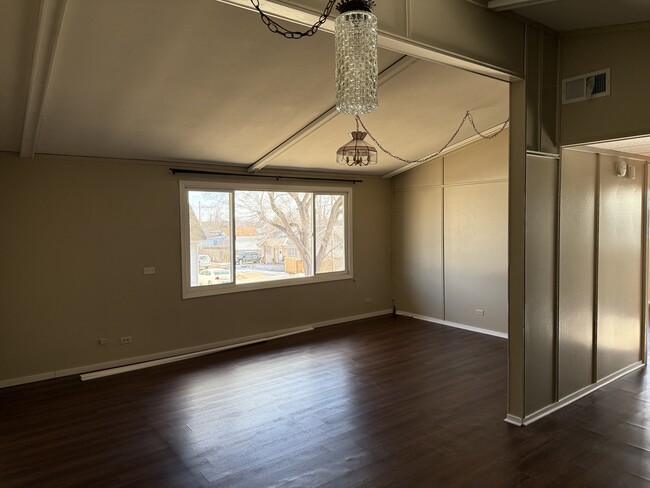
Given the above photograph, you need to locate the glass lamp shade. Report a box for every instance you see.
[336,131,377,166]
[335,10,378,115]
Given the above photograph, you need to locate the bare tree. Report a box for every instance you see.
[315,195,344,269]
[236,191,344,275]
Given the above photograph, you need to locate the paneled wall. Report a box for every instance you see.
[393,132,509,336]
[524,155,558,414]
[509,21,649,422]
[557,151,597,398]
[596,153,645,379]
[520,147,646,420]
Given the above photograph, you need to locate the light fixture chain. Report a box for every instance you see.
[355,111,510,165]
[250,0,337,39]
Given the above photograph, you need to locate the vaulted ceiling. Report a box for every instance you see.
[1,0,510,177]
[484,0,650,32]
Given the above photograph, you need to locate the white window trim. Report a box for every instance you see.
[179,180,353,299]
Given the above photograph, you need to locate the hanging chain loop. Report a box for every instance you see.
[250,0,337,39]
[355,111,510,165]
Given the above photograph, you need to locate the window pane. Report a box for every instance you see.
[315,194,346,274]
[188,191,232,287]
[235,190,313,284]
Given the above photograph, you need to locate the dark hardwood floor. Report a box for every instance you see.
[1,315,649,487]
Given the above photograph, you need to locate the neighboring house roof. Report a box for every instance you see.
[235,235,259,251]
[258,236,293,248]
[189,207,207,242]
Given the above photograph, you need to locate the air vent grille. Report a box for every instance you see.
[564,78,585,101]
[562,68,610,104]
[591,72,607,95]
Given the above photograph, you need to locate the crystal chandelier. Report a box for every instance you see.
[334,1,378,115]
[336,119,377,166]
[250,0,379,115]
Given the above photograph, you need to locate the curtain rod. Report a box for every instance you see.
[170,168,362,184]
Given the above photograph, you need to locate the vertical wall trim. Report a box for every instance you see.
[522,24,530,419]
[507,78,528,420]
[592,154,601,383]
[442,156,447,320]
[405,0,411,39]
[537,30,544,151]
[642,162,649,363]
[555,36,562,152]
[554,155,562,402]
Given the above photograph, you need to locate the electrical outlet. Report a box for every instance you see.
[475,309,485,316]
[143,267,156,275]
[120,336,132,345]
[98,338,108,345]
[364,297,373,303]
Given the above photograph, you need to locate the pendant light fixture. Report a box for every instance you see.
[250,0,379,115]
[336,118,377,166]
[334,1,378,115]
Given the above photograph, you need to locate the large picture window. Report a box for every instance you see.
[180,181,352,298]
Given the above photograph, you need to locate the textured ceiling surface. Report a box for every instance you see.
[2,0,511,176]
[590,136,650,158]
[512,0,650,32]
[0,0,39,152]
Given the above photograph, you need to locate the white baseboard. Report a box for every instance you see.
[308,309,393,329]
[0,309,393,388]
[79,328,314,381]
[504,414,523,426]
[0,371,57,389]
[396,310,508,339]
[520,361,645,426]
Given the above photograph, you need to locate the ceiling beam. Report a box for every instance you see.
[214,0,519,82]
[488,0,557,11]
[381,121,510,179]
[247,55,418,173]
[20,0,67,159]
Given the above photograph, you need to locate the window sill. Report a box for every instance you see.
[182,271,353,299]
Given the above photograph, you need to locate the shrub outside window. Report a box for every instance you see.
[180,181,352,298]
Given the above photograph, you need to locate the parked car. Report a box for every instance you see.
[198,254,211,268]
[198,268,231,285]
[236,250,262,264]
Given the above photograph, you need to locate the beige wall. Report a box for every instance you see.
[596,153,645,379]
[561,23,650,145]
[519,147,646,419]
[392,132,509,335]
[0,154,393,383]
[509,20,650,421]
[524,155,558,414]
[557,150,597,398]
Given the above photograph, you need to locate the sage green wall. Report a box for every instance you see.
[392,132,509,335]
[0,154,393,383]
[561,23,650,145]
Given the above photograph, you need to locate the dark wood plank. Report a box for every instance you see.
[1,315,648,487]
